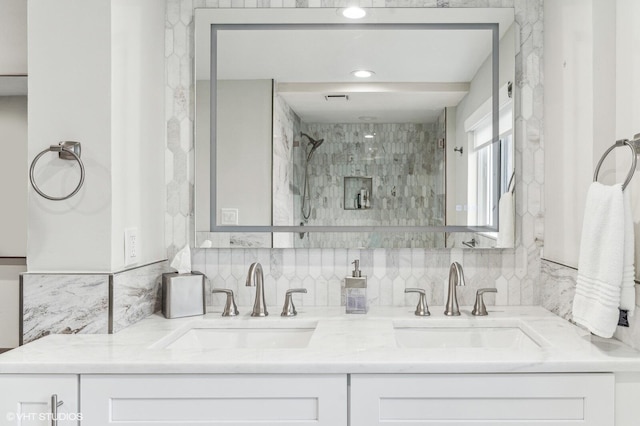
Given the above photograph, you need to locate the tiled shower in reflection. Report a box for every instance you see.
[274,94,447,249]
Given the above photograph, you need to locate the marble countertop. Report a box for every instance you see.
[1,306,639,374]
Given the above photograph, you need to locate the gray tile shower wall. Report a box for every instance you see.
[273,93,301,248]
[169,0,543,307]
[297,121,445,249]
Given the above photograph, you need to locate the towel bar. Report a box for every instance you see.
[593,137,639,190]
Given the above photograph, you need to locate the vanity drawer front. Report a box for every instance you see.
[350,373,614,426]
[81,374,346,426]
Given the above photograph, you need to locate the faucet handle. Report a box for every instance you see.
[404,288,430,316]
[212,289,239,317]
[281,288,307,317]
[471,288,498,316]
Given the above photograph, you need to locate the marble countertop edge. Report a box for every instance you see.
[1,306,639,374]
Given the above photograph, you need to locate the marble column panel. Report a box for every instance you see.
[111,261,170,333]
[21,274,109,344]
[541,259,640,351]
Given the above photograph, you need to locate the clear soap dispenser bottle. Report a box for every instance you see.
[345,259,368,314]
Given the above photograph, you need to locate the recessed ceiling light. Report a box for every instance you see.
[352,70,375,78]
[342,7,366,19]
[364,134,375,139]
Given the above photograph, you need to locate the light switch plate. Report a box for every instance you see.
[220,208,239,225]
[124,227,139,266]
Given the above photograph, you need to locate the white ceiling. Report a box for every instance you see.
[215,29,492,82]
[277,82,469,123]
[196,9,514,123]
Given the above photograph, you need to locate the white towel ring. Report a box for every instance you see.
[593,139,636,191]
[29,141,85,201]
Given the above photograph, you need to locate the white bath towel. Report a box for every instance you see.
[496,192,515,248]
[572,182,625,338]
[620,189,636,315]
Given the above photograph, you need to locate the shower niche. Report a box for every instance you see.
[344,177,373,211]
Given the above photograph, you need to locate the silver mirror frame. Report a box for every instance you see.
[195,8,511,241]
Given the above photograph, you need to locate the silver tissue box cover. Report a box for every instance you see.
[162,272,205,319]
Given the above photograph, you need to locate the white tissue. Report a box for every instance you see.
[170,245,192,274]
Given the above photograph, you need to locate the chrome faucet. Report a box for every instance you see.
[246,262,268,317]
[444,262,466,316]
[281,288,307,317]
[472,288,498,316]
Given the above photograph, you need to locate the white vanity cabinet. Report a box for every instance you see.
[0,375,79,425]
[80,374,347,426]
[350,373,615,426]
[0,371,626,425]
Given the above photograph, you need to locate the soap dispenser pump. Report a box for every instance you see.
[352,260,362,277]
[345,259,368,314]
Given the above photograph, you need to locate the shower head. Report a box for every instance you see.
[301,132,325,161]
[301,132,324,150]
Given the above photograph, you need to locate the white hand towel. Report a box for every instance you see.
[572,182,625,338]
[620,189,636,315]
[496,192,515,248]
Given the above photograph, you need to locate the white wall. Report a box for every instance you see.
[28,0,113,272]
[544,0,619,268]
[0,263,24,348]
[616,0,640,276]
[0,96,27,256]
[0,0,27,75]
[451,23,516,226]
[455,24,516,131]
[28,0,165,272]
[0,0,27,350]
[110,0,166,271]
[445,106,465,225]
[217,80,272,226]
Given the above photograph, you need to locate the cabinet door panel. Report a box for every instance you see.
[81,374,346,426]
[351,373,614,426]
[0,374,79,426]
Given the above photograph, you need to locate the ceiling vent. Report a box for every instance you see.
[324,94,349,102]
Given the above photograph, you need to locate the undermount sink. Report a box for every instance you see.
[393,320,545,351]
[158,321,318,350]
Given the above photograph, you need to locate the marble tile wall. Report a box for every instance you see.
[21,274,109,344]
[166,0,544,309]
[196,247,509,311]
[20,261,170,343]
[111,261,170,333]
[540,259,640,351]
[273,94,301,248]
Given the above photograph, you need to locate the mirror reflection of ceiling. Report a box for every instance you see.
[210,29,493,123]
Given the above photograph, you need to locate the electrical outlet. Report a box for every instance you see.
[124,227,139,266]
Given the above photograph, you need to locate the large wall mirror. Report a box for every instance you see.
[194,8,515,249]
